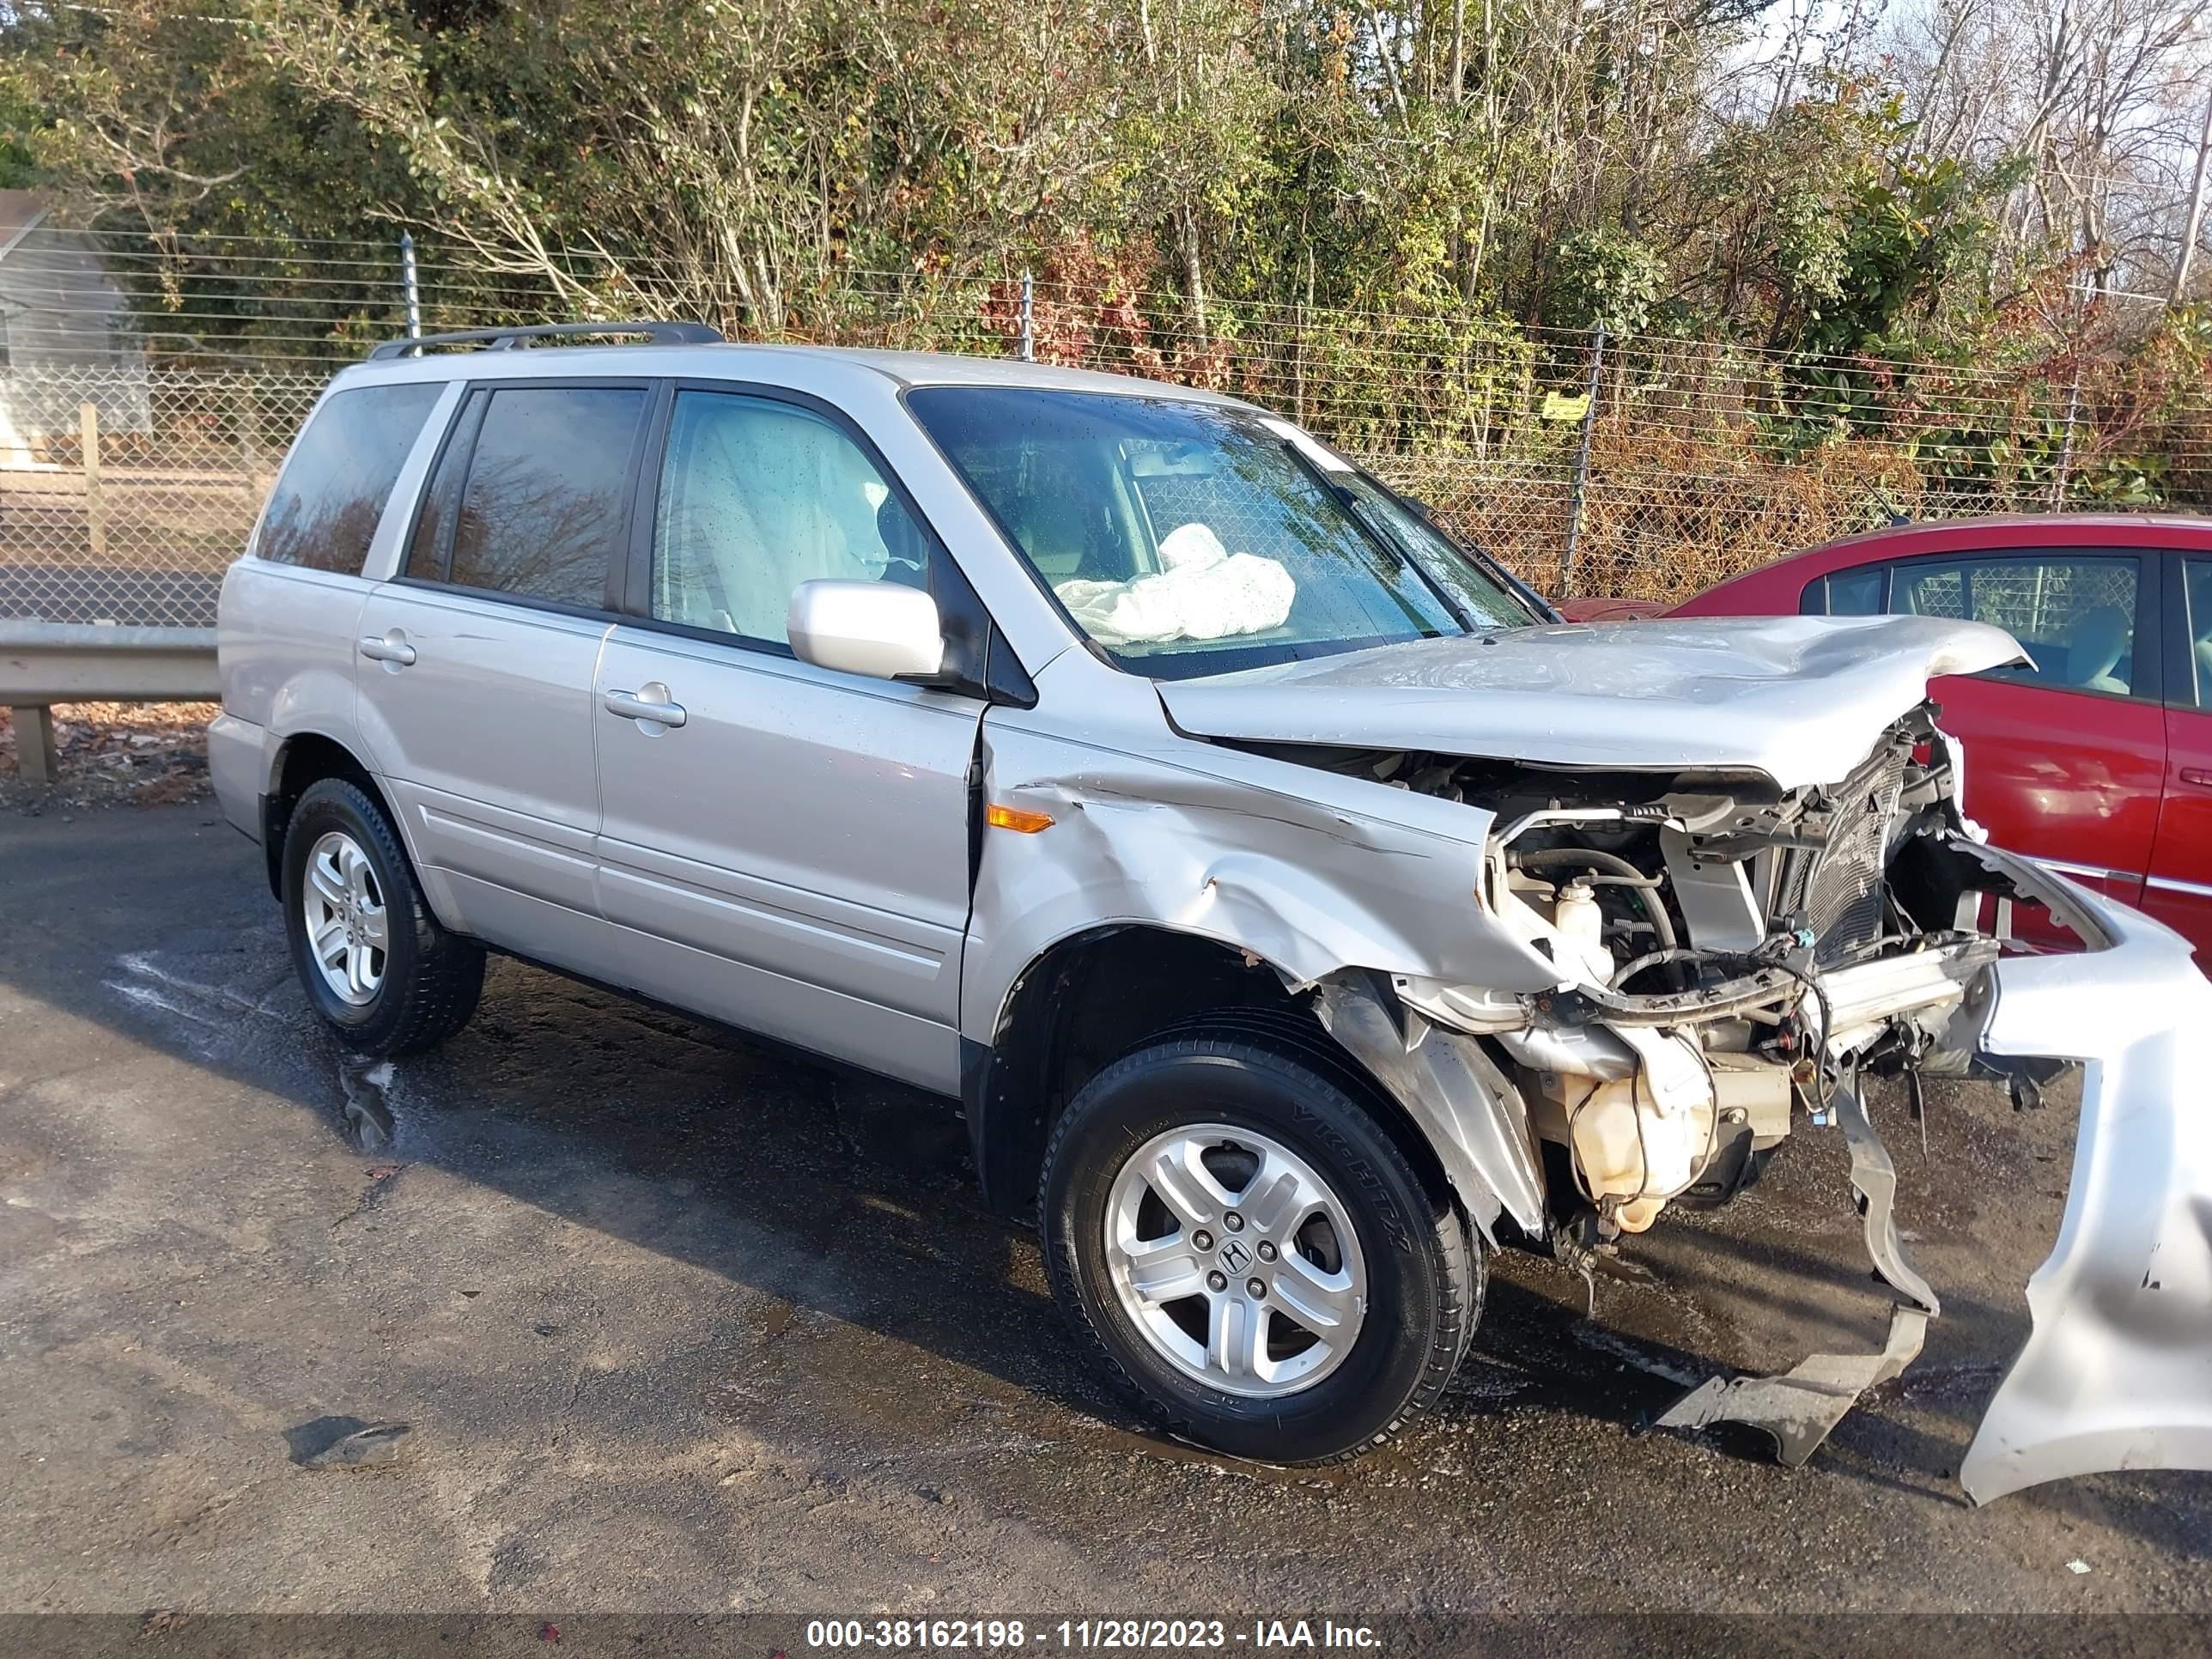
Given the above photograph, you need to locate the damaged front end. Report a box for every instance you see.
[1297,708,2210,1499]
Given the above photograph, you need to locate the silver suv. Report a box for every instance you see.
[212,323,2210,1498]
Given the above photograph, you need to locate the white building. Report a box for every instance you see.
[0,192,150,465]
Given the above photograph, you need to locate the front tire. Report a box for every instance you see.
[281,776,484,1057]
[1040,1025,1480,1464]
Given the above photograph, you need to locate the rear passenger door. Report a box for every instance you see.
[356,380,651,965]
[592,386,985,1091]
[2147,556,2212,963]
[1813,550,2166,908]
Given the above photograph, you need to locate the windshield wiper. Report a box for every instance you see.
[1258,432,1481,633]
[1356,474,1556,626]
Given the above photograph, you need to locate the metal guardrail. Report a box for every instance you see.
[1,622,218,786]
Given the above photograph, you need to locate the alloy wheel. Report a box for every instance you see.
[1103,1122,1368,1399]
[301,830,388,1006]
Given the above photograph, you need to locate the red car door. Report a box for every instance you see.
[2145,556,2212,963]
[1888,553,2166,910]
[1930,675,2166,910]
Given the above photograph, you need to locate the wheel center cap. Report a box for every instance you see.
[1217,1237,1252,1275]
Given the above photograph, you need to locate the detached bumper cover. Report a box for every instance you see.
[1652,843,2209,1498]
[1960,848,2212,1504]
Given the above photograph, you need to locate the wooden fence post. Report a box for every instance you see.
[9,706,59,787]
[79,400,106,562]
[238,404,261,495]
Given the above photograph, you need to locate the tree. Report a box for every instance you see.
[3,0,2205,365]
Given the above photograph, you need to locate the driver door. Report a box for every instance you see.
[592,386,986,1090]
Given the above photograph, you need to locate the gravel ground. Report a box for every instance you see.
[0,800,2206,1633]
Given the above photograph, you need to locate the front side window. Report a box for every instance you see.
[650,391,933,646]
[1890,555,2141,696]
[2185,558,2212,708]
[258,381,443,574]
[441,385,647,607]
[908,387,1501,678]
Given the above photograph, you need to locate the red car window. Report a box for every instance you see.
[2185,558,2211,708]
[1801,565,1887,615]
[1823,553,2143,699]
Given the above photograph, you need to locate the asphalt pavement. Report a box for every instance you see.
[1,801,2207,1625]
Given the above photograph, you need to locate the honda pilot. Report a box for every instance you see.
[210,322,2212,1500]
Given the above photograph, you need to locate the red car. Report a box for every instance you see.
[1640,514,2212,963]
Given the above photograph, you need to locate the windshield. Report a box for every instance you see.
[1333,472,1553,626]
[907,386,1531,678]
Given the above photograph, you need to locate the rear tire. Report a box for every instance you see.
[281,776,483,1057]
[1040,1026,1479,1464]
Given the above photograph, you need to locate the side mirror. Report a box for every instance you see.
[787,580,945,682]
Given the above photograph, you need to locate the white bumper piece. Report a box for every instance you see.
[1960,847,2212,1504]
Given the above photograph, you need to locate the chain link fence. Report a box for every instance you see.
[4,255,2209,629]
[2,367,324,626]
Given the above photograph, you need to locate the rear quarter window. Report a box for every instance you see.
[257,382,444,574]
[1805,565,1886,616]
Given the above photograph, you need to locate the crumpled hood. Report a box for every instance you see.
[1157,614,2026,789]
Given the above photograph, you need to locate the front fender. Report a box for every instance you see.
[959,721,1559,1047]
[960,720,1560,1237]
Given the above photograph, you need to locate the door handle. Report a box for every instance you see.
[2182,768,2212,789]
[603,686,687,728]
[357,632,416,666]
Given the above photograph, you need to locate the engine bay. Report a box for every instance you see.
[1262,704,2030,1249]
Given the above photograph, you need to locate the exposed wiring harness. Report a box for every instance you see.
[1608,941,1838,1121]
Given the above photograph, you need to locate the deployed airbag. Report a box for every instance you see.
[1055,522,1295,646]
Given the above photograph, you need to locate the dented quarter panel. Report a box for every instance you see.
[1156,614,2023,789]
[1958,847,2212,1504]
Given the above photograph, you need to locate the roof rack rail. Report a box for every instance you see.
[367,320,724,361]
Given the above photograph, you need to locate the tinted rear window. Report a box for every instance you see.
[403,391,484,582]
[444,386,647,608]
[258,383,443,574]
